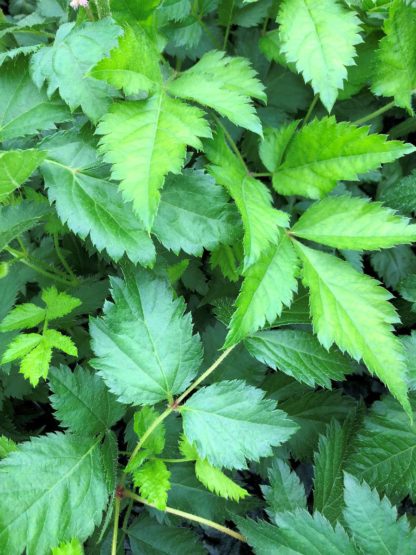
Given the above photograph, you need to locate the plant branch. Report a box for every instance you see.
[302,94,319,127]
[111,496,121,555]
[353,100,396,126]
[124,490,246,542]
[53,234,77,281]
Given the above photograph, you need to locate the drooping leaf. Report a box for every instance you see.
[0,433,108,555]
[133,459,171,510]
[31,19,123,121]
[292,195,416,250]
[277,0,362,111]
[1,333,43,364]
[245,329,354,388]
[97,91,211,230]
[261,459,306,521]
[294,241,411,416]
[181,380,298,469]
[195,459,249,501]
[271,117,415,198]
[49,366,125,435]
[0,149,46,201]
[90,266,203,405]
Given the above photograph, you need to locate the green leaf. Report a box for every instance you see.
[49,366,124,434]
[41,286,81,320]
[44,329,77,356]
[195,458,249,501]
[111,0,160,22]
[259,121,299,172]
[261,459,306,520]
[294,241,411,416]
[0,201,50,252]
[168,50,265,134]
[0,303,46,331]
[343,473,416,555]
[371,245,416,289]
[277,0,362,111]
[127,406,166,470]
[0,436,17,459]
[1,333,42,364]
[97,91,211,230]
[90,23,162,95]
[271,117,415,198]
[371,0,416,113]
[133,459,171,510]
[41,132,156,266]
[128,514,206,555]
[205,128,288,268]
[20,337,53,386]
[0,58,70,141]
[245,329,354,388]
[378,170,416,216]
[225,234,299,346]
[51,538,84,555]
[31,19,123,121]
[181,380,298,469]
[292,195,416,250]
[0,433,108,555]
[346,395,416,503]
[402,332,416,390]
[153,169,240,256]
[90,266,203,405]
[0,149,46,201]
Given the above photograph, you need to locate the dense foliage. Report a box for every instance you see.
[1,0,416,552]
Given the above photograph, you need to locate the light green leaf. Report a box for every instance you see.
[195,458,249,501]
[346,395,416,503]
[245,329,354,388]
[90,266,203,405]
[259,121,299,172]
[0,436,17,459]
[295,241,411,416]
[343,473,416,555]
[292,195,416,250]
[1,333,42,364]
[371,0,416,112]
[127,406,166,470]
[0,58,70,141]
[0,201,50,252]
[153,169,240,256]
[272,117,415,198]
[51,538,84,555]
[181,380,298,469]
[20,338,53,386]
[133,459,171,510]
[41,286,81,320]
[97,91,211,230]
[261,459,306,520]
[90,23,162,95]
[44,329,77,356]
[168,50,265,134]
[225,234,299,347]
[0,150,46,201]
[31,19,123,121]
[0,433,108,555]
[0,303,46,332]
[277,0,362,111]
[49,366,124,434]
[128,514,206,555]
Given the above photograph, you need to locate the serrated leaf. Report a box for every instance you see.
[168,50,265,134]
[182,380,298,469]
[272,117,415,198]
[20,337,53,386]
[1,333,42,364]
[343,473,416,555]
[277,0,362,111]
[225,234,299,346]
[371,0,416,112]
[238,510,358,555]
[0,433,108,555]
[44,329,77,356]
[402,332,416,390]
[292,195,416,250]
[42,286,81,320]
[90,266,203,405]
[378,170,416,216]
[49,366,124,434]
[0,149,46,201]
[259,121,299,172]
[261,459,306,520]
[0,58,70,141]
[294,241,411,416]
[128,514,206,555]
[133,459,171,510]
[0,436,17,459]
[205,128,288,268]
[371,245,416,289]
[127,406,166,470]
[0,303,46,332]
[153,169,240,256]
[90,23,162,95]
[31,19,123,121]
[195,458,249,501]
[346,395,416,503]
[245,329,354,388]
[97,91,211,230]
[51,538,84,555]
[0,201,50,252]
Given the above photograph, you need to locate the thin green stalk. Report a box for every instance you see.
[212,114,249,172]
[353,100,395,126]
[222,0,235,49]
[124,490,246,543]
[252,172,272,177]
[111,496,121,555]
[117,498,133,552]
[302,94,319,127]
[389,117,416,139]
[159,457,191,463]
[53,234,77,281]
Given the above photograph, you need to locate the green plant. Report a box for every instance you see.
[1,0,416,553]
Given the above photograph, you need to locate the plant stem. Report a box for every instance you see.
[353,100,396,126]
[302,94,319,127]
[111,496,121,555]
[389,117,416,139]
[252,172,272,177]
[53,234,77,281]
[124,490,246,542]
[222,0,235,49]
[159,457,191,463]
[212,114,249,173]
